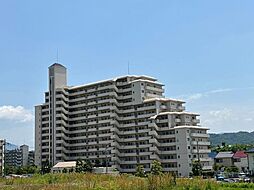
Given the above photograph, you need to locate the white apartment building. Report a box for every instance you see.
[35,63,212,177]
[5,144,33,167]
[0,139,6,176]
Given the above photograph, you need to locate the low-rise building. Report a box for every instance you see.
[215,152,234,167]
[233,151,248,172]
[52,161,76,173]
[245,148,254,175]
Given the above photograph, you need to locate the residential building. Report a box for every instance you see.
[52,161,76,173]
[28,150,35,166]
[245,148,254,175]
[5,144,34,167]
[0,139,6,176]
[35,63,212,177]
[233,151,248,172]
[215,152,234,167]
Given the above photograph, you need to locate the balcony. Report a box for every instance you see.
[191,133,209,138]
[192,119,200,123]
[192,149,211,154]
[175,118,181,123]
[191,141,210,146]
[178,106,185,111]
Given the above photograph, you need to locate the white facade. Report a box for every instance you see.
[234,158,248,172]
[35,63,212,177]
[246,149,254,175]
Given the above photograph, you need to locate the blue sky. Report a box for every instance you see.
[0,0,254,148]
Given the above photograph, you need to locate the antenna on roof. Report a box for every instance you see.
[56,49,59,63]
[128,61,130,75]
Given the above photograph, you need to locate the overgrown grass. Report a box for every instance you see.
[0,173,253,190]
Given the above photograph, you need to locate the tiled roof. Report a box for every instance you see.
[233,151,247,158]
[215,152,234,159]
[208,152,217,159]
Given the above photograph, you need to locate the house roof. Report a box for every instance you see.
[208,152,217,159]
[233,151,247,159]
[215,152,234,159]
[246,148,254,153]
[53,161,76,168]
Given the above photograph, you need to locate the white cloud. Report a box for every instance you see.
[0,105,34,123]
[209,108,232,120]
[200,107,254,133]
[187,93,203,101]
[178,86,254,102]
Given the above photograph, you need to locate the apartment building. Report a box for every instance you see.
[35,63,212,177]
[5,144,34,167]
[0,139,6,176]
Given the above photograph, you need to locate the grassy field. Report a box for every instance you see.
[0,173,254,190]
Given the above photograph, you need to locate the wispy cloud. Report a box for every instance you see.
[201,107,254,132]
[177,87,254,101]
[0,105,34,123]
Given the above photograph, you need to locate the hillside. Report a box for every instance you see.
[209,131,254,146]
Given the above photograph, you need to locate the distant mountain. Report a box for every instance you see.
[209,131,254,146]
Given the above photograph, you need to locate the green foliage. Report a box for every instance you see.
[75,159,93,173]
[94,159,101,167]
[135,165,146,177]
[212,143,253,153]
[210,131,254,146]
[225,166,239,173]
[192,160,202,176]
[4,165,39,175]
[41,159,52,174]
[3,172,254,190]
[150,160,162,175]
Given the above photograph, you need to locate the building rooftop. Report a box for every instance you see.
[144,97,185,103]
[149,111,200,119]
[208,152,217,159]
[53,161,76,168]
[245,148,254,153]
[68,75,159,89]
[49,63,66,69]
[173,125,209,130]
[233,151,247,159]
[215,152,234,159]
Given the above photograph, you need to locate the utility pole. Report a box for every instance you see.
[128,61,130,75]
[104,144,110,174]
[197,140,200,162]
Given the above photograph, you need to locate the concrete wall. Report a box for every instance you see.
[175,128,192,177]
[35,105,42,166]
[247,153,254,174]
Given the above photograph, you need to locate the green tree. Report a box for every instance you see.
[151,160,163,175]
[75,159,93,173]
[41,159,52,174]
[95,159,101,167]
[192,160,202,176]
[135,165,146,177]
[75,159,84,173]
[225,166,239,173]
